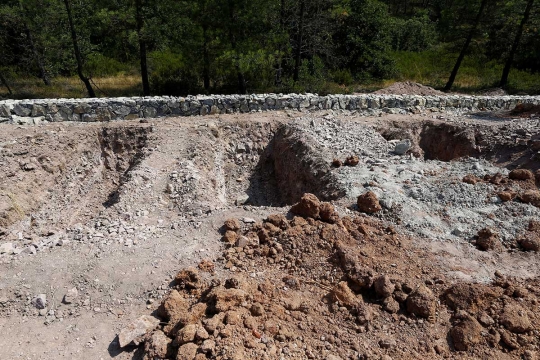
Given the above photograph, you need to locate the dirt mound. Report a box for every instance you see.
[373,81,445,96]
[135,194,540,359]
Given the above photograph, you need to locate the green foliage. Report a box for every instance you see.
[392,49,540,93]
[149,50,200,96]
[336,0,397,79]
[0,0,539,97]
[331,69,354,86]
[389,14,438,51]
[86,54,132,77]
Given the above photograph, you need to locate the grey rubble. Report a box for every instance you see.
[0,93,539,125]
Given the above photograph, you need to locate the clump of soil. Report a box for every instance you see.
[136,193,540,360]
[373,81,445,96]
[511,103,540,118]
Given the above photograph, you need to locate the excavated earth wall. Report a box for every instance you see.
[1,93,540,124]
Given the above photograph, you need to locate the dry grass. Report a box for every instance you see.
[2,74,142,99]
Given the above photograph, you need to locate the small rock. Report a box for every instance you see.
[521,190,540,207]
[235,195,249,206]
[498,191,516,202]
[195,326,209,341]
[118,315,160,347]
[200,339,215,354]
[0,242,14,255]
[250,303,265,317]
[174,324,197,346]
[32,294,47,309]
[235,236,249,248]
[394,139,411,155]
[63,288,78,304]
[332,159,342,168]
[383,297,400,314]
[477,312,495,326]
[462,174,480,185]
[500,304,532,333]
[476,228,500,251]
[144,330,172,359]
[379,338,397,349]
[319,202,339,223]
[222,230,238,245]
[242,217,256,224]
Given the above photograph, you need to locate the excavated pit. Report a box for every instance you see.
[247,117,540,208]
[0,125,151,231]
[98,127,150,207]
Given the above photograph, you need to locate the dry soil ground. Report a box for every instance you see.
[0,107,539,360]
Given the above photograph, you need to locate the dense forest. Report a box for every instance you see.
[0,0,539,99]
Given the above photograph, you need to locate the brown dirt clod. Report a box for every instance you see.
[344,155,359,167]
[290,193,321,219]
[450,316,483,351]
[332,158,343,168]
[476,228,500,251]
[406,285,437,319]
[356,191,382,214]
[521,190,540,207]
[462,174,480,185]
[509,169,535,181]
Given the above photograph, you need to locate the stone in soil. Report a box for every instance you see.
[31,294,47,309]
[394,139,411,155]
[63,287,78,304]
[118,315,160,347]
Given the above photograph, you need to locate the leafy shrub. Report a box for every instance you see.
[86,53,131,77]
[149,50,200,96]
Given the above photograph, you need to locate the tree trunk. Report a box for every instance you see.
[293,0,305,82]
[275,0,286,86]
[444,0,488,91]
[62,0,95,98]
[500,0,534,88]
[203,24,210,92]
[0,72,13,95]
[19,1,50,85]
[136,0,150,96]
[227,0,246,94]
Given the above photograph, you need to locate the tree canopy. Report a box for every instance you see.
[0,0,538,97]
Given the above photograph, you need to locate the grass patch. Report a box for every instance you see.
[390,50,540,94]
[1,74,142,99]
[1,51,539,99]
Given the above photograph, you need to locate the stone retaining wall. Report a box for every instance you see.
[1,94,539,125]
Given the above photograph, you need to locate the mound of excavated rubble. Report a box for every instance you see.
[129,194,540,360]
